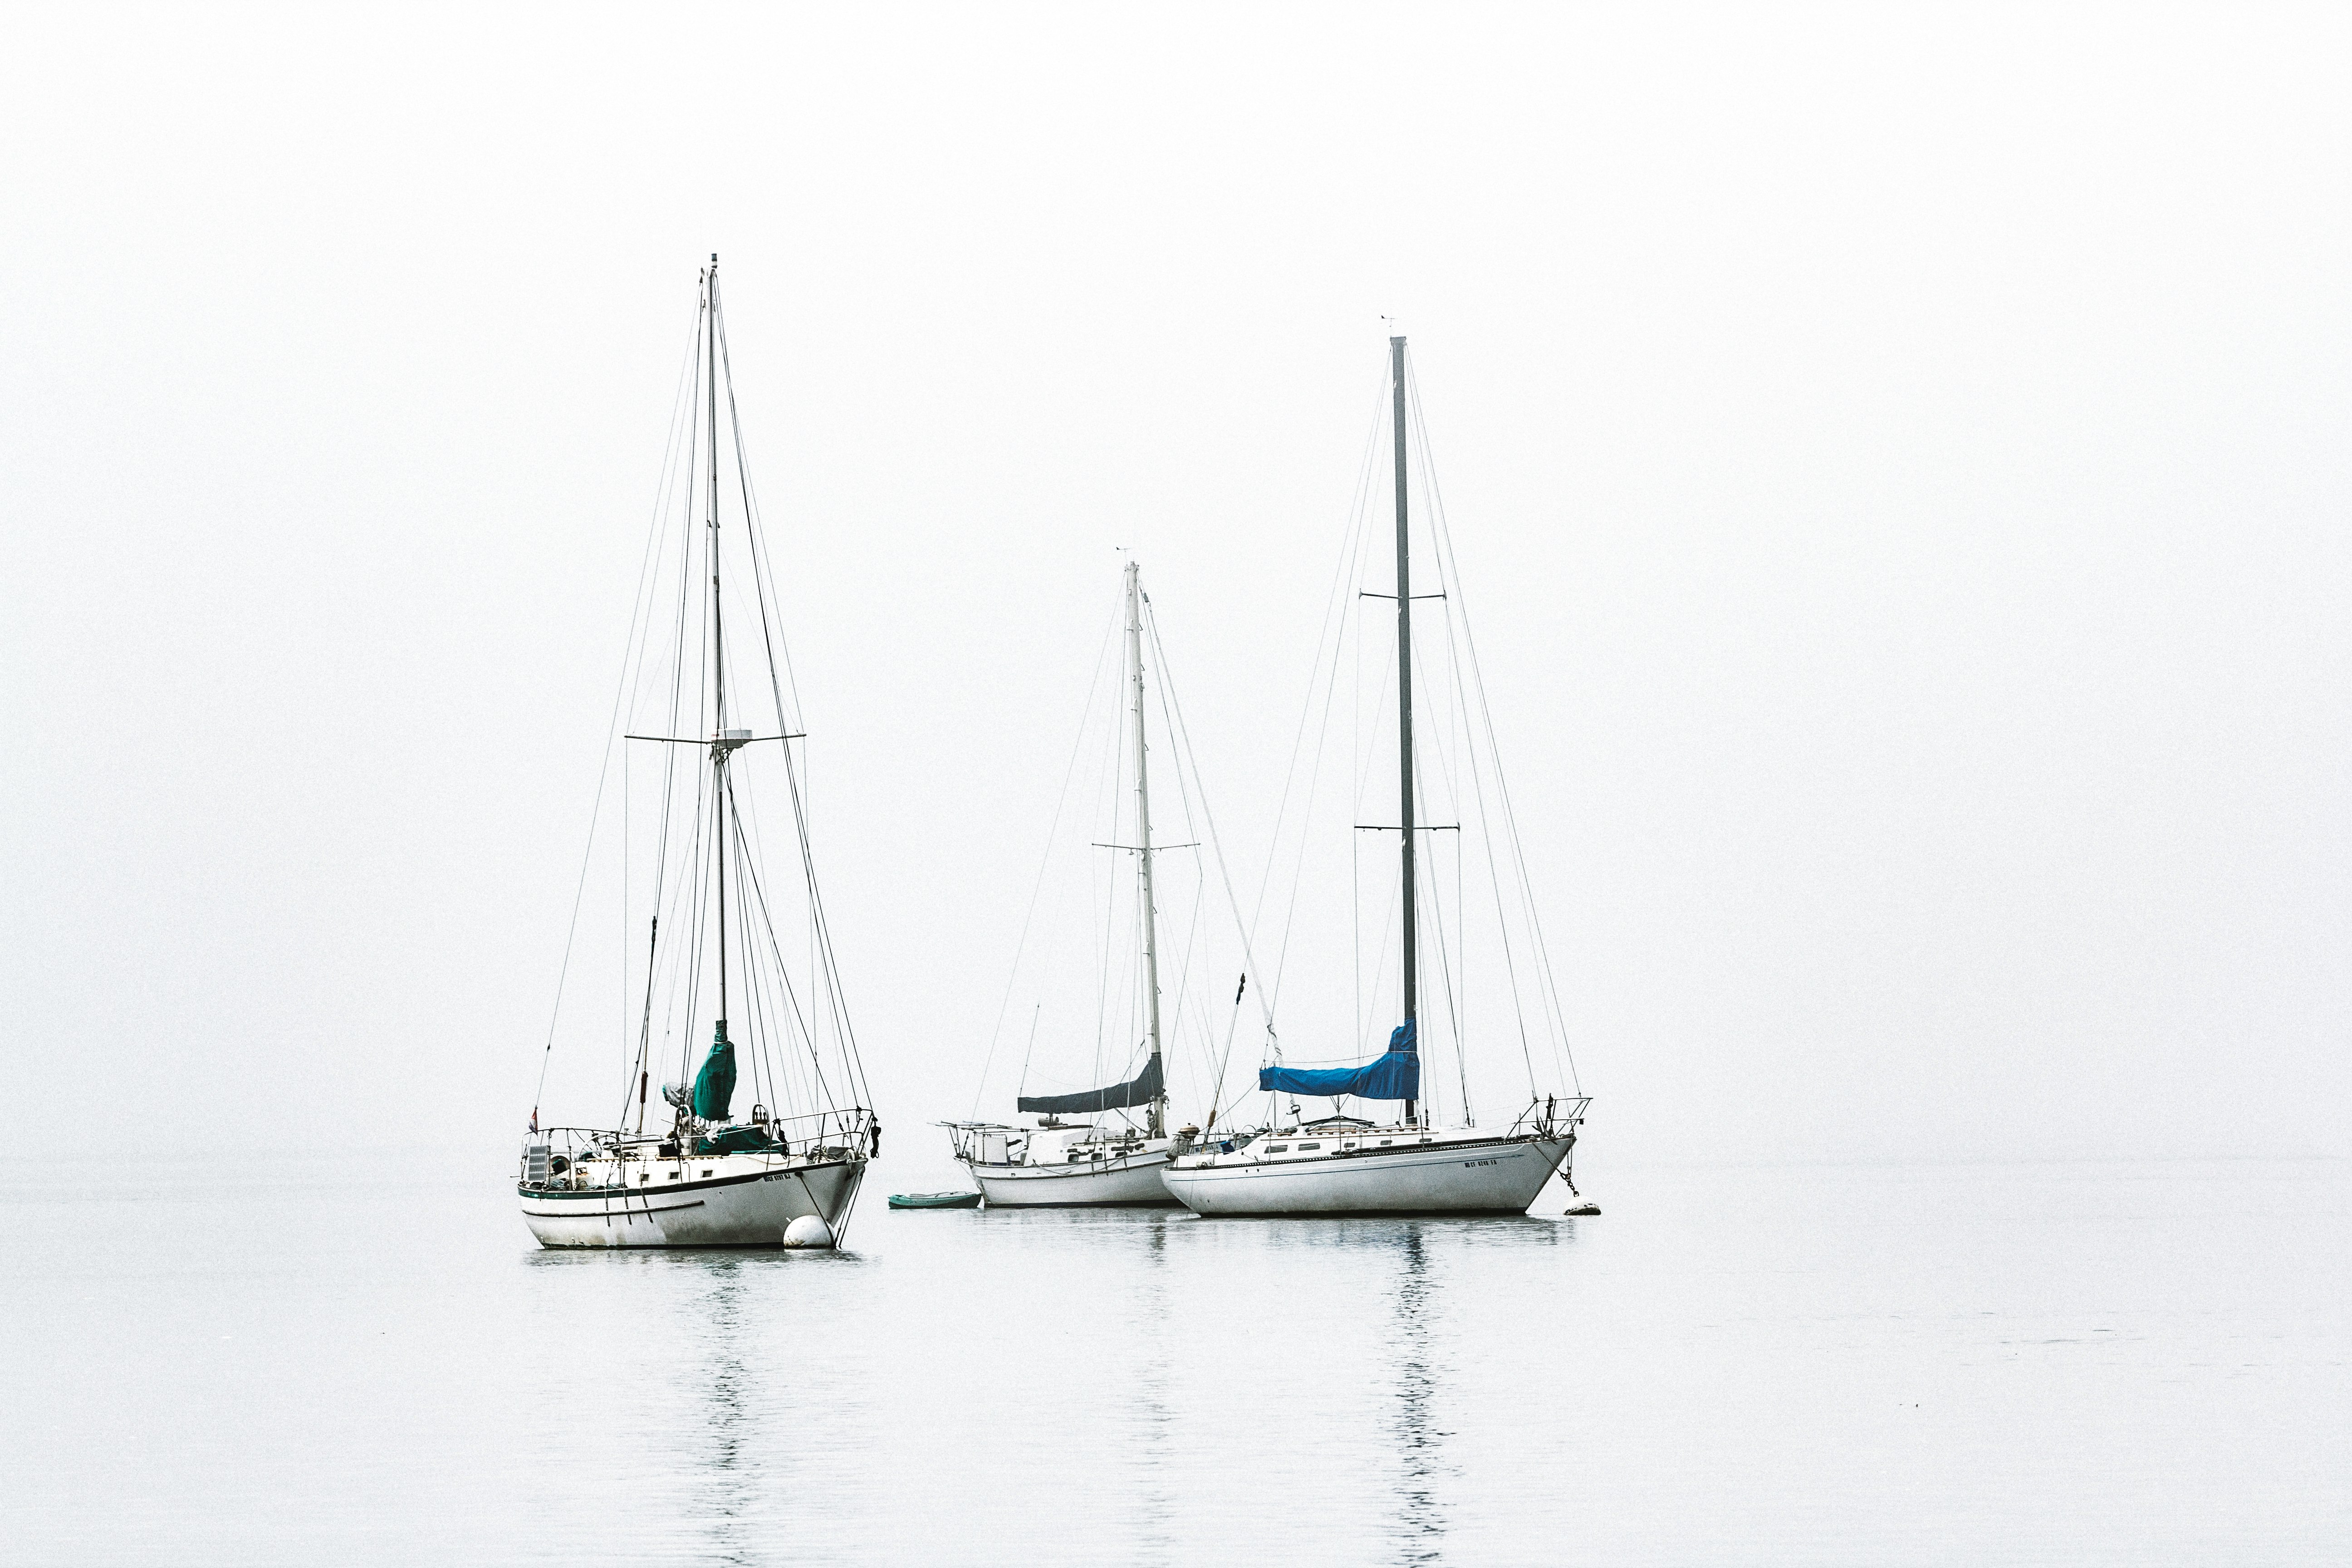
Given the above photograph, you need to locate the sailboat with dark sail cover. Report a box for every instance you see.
[1162,336,1589,1216]
[518,258,875,1248]
[946,559,1233,1206]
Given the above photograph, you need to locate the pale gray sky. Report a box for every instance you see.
[5,3,2347,1167]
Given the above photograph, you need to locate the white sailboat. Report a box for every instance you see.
[1163,336,1590,1217]
[519,258,875,1249]
[946,560,1199,1207]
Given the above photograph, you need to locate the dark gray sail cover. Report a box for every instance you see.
[1017,1056,1162,1115]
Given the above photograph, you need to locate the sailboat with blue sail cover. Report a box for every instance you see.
[1162,336,1589,1217]
[517,259,875,1249]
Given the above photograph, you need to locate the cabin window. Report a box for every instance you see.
[1379,1139,1394,1146]
[1298,1142,1323,1151]
[701,1169,713,1178]
[1265,1144,1289,1153]
[639,1175,650,1185]
[668,1172,681,1180]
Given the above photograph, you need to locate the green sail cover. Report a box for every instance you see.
[691,1023,737,1120]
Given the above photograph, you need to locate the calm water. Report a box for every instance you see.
[5,1153,2344,1564]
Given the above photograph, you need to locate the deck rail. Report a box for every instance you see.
[1503,1094,1592,1138]
[520,1106,875,1186]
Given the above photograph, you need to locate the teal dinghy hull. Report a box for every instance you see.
[888,1191,982,1210]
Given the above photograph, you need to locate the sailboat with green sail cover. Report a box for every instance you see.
[518,258,875,1249]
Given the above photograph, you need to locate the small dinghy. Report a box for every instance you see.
[888,1191,983,1210]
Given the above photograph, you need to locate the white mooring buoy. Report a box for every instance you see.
[783,1215,835,1249]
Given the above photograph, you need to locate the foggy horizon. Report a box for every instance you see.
[8,5,2348,1173]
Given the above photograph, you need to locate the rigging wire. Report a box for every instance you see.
[1141,606,1218,1115]
[629,333,707,1121]
[726,777,836,1108]
[1410,368,1583,1095]
[1388,353,1540,1104]
[1012,1002,1043,1114]
[1253,366,1391,1026]
[1087,587,1132,1100]
[536,293,705,1131]
[620,312,707,1125]
[970,601,1124,1114]
[1401,583,1479,1117]
[1141,596,1278,1127]
[714,286,873,1108]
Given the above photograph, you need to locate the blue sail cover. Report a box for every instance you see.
[1259,1019,1419,1101]
[691,1023,737,1120]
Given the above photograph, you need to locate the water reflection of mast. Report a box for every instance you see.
[695,1256,751,1563]
[1389,1225,1450,1561]
[1132,1214,1176,1563]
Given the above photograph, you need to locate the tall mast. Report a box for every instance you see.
[1391,335,1418,1127]
[1126,560,1166,1138]
[708,256,729,1043]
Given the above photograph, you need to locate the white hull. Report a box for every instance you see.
[1164,1133,1571,1216]
[965,1148,1176,1207]
[521,1155,867,1248]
